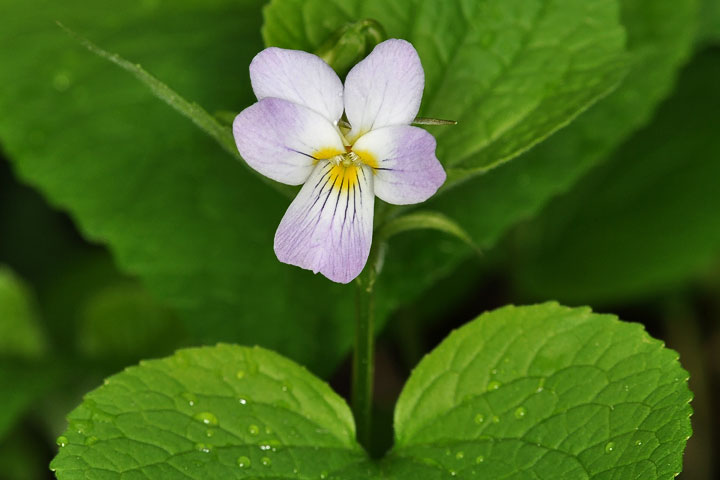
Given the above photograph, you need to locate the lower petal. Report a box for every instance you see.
[274,161,375,284]
[352,125,446,205]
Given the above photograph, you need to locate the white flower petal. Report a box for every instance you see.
[353,125,446,205]
[233,98,345,185]
[274,161,375,283]
[250,47,344,123]
[343,39,424,142]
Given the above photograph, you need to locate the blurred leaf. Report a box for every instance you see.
[51,344,371,479]
[0,359,62,440]
[263,0,629,181]
[698,0,720,45]
[0,266,45,357]
[0,267,59,440]
[513,48,720,304]
[388,303,692,479]
[429,0,699,248]
[0,0,379,376]
[76,283,187,362]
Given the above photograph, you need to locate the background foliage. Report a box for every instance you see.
[0,0,718,478]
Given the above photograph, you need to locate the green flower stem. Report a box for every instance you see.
[352,256,377,450]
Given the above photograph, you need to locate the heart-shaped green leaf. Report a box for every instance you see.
[50,344,372,479]
[51,304,692,479]
[388,303,692,479]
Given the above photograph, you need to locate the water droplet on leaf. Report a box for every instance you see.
[237,456,251,468]
[261,456,272,466]
[514,406,527,419]
[248,424,260,435]
[56,436,68,447]
[486,380,501,391]
[474,413,485,424]
[181,392,197,407]
[194,412,218,426]
[475,455,485,464]
[195,443,212,453]
[605,442,615,453]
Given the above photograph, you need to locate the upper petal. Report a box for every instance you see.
[250,47,344,123]
[353,125,446,205]
[233,98,345,185]
[343,39,424,142]
[274,161,375,284]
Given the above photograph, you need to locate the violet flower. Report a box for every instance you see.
[233,39,446,283]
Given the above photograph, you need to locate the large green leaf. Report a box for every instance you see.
[0,0,366,376]
[388,303,692,479]
[429,0,699,250]
[51,344,371,479]
[263,0,628,177]
[512,48,720,304]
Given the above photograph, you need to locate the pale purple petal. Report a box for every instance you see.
[352,125,446,205]
[343,39,424,142]
[233,98,345,185]
[274,161,375,284]
[250,47,344,123]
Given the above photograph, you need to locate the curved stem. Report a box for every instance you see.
[352,259,377,450]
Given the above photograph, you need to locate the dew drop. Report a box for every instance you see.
[206,428,216,438]
[474,413,485,424]
[475,455,485,464]
[237,455,251,468]
[195,442,212,453]
[492,415,500,424]
[56,436,68,447]
[71,419,93,434]
[248,424,260,436]
[449,469,457,476]
[260,443,271,451]
[84,436,98,446]
[486,380,501,391]
[194,412,218,426]
[261,456,272,466]
[320,471,328,479]
[635,440,643,447]
[238,397,249,405]
[455,451,464,460]
[181,392,197,407]
[514,406,527,419]
[605,442,615,454]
